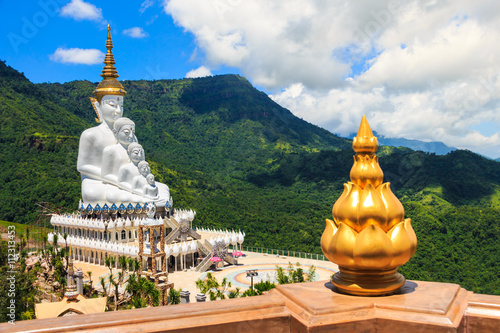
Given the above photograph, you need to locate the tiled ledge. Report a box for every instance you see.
[2,280,500,332]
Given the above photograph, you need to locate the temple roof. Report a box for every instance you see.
[35,294,107,319]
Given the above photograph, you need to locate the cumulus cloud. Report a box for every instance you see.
[186,66,213,78]
[60,0,104,22]
[123,27,149,38]
[49,48,104,65]
[165,0,500,158]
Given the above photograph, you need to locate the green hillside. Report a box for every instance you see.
[1,60,500,295]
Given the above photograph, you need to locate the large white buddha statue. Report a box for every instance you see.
[77,25,170,208]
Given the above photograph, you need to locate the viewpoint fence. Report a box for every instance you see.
[241,246,328,261]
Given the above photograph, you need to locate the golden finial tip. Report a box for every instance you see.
[353,115,378,153]
[356,115,374,138]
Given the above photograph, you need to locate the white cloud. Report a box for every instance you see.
[60,0,104,22]
[165,0,352,89]
[140,0,155,14]
[49,48,104,65]
[185,66,213,78]
[165,0,500,158]
[123,27,149,38]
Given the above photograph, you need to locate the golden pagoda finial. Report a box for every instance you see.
[93,24,126,104]
[101,24,119,80]
[350,115,383,189]
[321,116,417,296]
[352,115,378,154]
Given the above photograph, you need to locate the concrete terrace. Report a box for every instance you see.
[73,250,339,300]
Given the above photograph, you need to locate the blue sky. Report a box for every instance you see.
[0,0,238,83]
[1,0,499,159]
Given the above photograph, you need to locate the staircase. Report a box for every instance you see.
[164,228,180,244]
[203,240,213,252]
[223,254,236,265]
[195,240,213,272]
[195,255,213,272]
[197,240,211,256]
[188,228,201,239]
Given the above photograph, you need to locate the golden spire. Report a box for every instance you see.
[321,116,417,296]
[93,24,126,103]
[101,24,119,80]
[350,115,383,189]
[352,115,378,154]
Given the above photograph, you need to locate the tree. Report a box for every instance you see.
[26,228,30,248]
[63,233,68,253]
[241,281,275,297]
[119,255,127,271]
[195,272,232,301]
[105,255,115,276]
[128,258,140,273]
[87,271,93,297]
[131,296,148,309]
[42,235,47,250]
[52,234,59,255]
[108,273,120,311]
[168,288,181,305]
[18,234,27,254]
[100,276,109,297]
[276,262,316,285]
[228,287,241,299]
[20,310,34,321]
[126,274,159,308]
[144,279,159,306]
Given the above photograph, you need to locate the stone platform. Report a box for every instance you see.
[279,280,469,332]
[3,280,500,332]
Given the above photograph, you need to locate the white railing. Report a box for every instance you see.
[241,246,327,261]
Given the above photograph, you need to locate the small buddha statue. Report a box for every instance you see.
[131,161,158,198]
[101,117,137,185]
[144,174,158,198]
[117,143,145,192]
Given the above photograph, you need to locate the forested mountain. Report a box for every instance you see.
[1,60,499,295]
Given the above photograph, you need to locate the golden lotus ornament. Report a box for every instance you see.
[321,116,417,296]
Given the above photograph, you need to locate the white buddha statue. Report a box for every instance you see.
[117,143,145,192]
[144,174,157,198]
[77,25,170,207]
[77,95,123,180]
[131,161,155,197]
[78,25,127,204]
[101,117,137,184]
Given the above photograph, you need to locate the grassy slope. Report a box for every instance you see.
[0,220,51,241]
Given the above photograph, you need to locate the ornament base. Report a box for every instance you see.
[332,267,405,296]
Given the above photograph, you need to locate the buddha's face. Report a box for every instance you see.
[139,163,150,176]
[146,174,155,185]
[100,95,124,124]
[116,124,137,147]
[130,147,145,165]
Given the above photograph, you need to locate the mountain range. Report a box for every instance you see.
[343,131,457,155]
[1,60,499,295]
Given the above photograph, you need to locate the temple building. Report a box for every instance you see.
[34,260,107,319]
[47,25,244,282]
